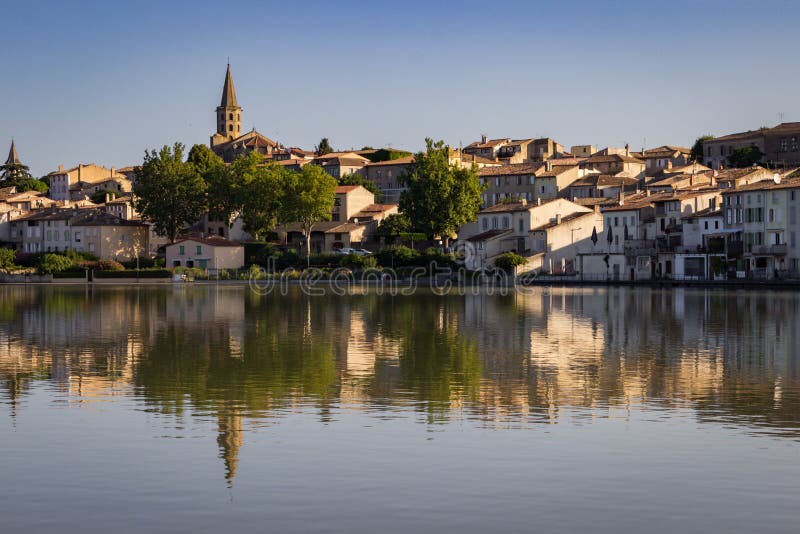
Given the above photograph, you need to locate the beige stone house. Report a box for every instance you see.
[642,146,692,177]
[47,164,125,202]
[277,185,396,253]
[10,208,148,260]
[458,198,602,272]
[166,236,244,270]
[580,153,646,181]
[703,123,800,169]
[313,153,370,178]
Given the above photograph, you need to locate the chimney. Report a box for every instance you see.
[625,143,630,157]
[555,214,562,225]
[546,160,552,172]
[537,198,542,206]
[520,198,527,206]
[481,134,488,144]
[105,193,111,204]
[111,167,116,177]
[619,189,625,206]
[689,174,694,187]
[666,160,673,169]
[58,164,64,172]
[594,204,600,214]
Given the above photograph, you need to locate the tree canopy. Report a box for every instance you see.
[376,213,411,244]
[279,164,337,259]
[314,138,334,156]
[690,135,714,162]
[338,172,380,197]
[133,143,208,243]
[399,138,484,247]
[728,146,764,168]
[0,159,48,193]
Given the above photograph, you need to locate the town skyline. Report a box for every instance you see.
[2,0,799,176]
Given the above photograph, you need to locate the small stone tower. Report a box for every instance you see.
[212,63,242,147]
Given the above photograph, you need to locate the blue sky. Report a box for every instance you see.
[1,0,798,176]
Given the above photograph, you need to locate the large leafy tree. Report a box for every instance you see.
[728,146,764,168]
[133,143,208,243]
[376,213,411,244]
[188,144,224,176]
[202,151,285,240]
[690,135,714,162]
[279,164,338,260]
[399,138,485,248]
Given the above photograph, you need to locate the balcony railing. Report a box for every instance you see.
[752,244,788,256]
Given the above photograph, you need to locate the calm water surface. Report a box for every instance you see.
[1,285,799,533]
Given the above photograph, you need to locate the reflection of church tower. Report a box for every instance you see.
[217,409,243,488]
[211,64,242,148]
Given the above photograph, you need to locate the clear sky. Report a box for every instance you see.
[1,0,799,176]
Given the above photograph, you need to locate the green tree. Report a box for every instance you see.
[203,152,284,240]
[133,143,208,243]
[90,190,118,204]
[494,252,527,272]
[0,248,17,272]
[187,144,225,176]
[0,158,48,193]
[728,146,764,168]
[38,253,73,274]
[690,135,714,162]
[314,137,334,156]
[399,138,485,248]
[338,172,380,197]
[279,164,338,263]
[376,213,411,244]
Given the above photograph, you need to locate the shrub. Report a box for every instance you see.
[494,252,527,272]
[0,248,16,272]
[38,254,74,274]
[121,256,157,269]
[340,253,377,269]
[65,249,98,262]
[96,260,125,271]
[375,245,421,267]
[93,269,171,278]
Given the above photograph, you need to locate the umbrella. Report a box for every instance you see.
[607,224,613,245]
[624,224,629,241]
[591,226,598,246]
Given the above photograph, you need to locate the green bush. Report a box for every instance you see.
[96,260,125,271]
[375,245,421,267]
[340,253,377,269]
[65,249,98,262]
[494,252,527,272]
[38,254,74,274]
[0,248,17,271]
[121,256,157,269]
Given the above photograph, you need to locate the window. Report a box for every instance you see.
[715,221,719,230]
[228,125,233,132]
[229,113,233,120]
[482,218,488,231]
[179,245,185,255]
[492,217,498,229]
[791,207,797,225]
[502,217,509,229]
[334,233,342,240]
[614,217,619,227]
[518,219,523,232]
[75,231,81,243]
[704,221,709,230]
[792,231,797,248]
[781,138,788,151]
[89,243,95,252]
[196,245,202,255]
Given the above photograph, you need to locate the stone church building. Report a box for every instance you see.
[209,64,281,163]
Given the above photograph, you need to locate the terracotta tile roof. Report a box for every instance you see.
[720,176,800,193]
[465,138,510,149]
[571,174,639,187]
[353,204,397,216]
[466,229,512,242]
[364,155,415,166]
[477,162,546,177]
[682,208,723,220]
[642,145,691,157]
[172,235,242,247]
[530,212,593,232]
[707,130,764,143]
[582,154,644,164]
[335,185,362,193]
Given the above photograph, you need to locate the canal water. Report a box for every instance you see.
[1,285,798,533]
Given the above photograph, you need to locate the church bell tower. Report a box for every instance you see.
[215,63,242,142]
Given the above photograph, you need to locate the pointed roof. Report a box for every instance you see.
[6,140,21,166]
[219,63,239,109]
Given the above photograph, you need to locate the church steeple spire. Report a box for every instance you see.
[6,140,21,166]
[220,63,238,109]
[215,63,242,140]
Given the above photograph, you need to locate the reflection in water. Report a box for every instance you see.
[1,285,799,486]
